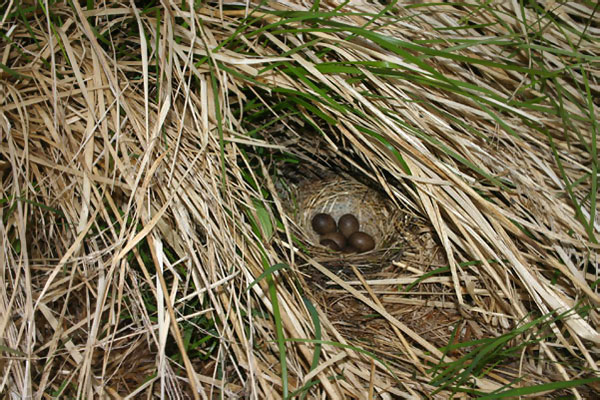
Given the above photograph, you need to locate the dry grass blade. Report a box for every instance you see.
[1,1,598,399]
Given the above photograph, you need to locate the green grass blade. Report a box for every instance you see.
[580,68,598,236]
[268,269,288,397]
[548,135,597,244]
[245,263,290,293]
[403,266,449,292]
[478,377,600,399]
[302,297,322,372]
[355,125,411,175]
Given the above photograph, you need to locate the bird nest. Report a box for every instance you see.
[289,175,405,263]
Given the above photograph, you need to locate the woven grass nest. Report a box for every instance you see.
[292,175,403,262]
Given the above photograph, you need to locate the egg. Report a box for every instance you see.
[342,246,356,254]
[311,213,336,234]
[348,232,375,253]
[320,239,340,251]
[320,232,346,250]
[338,214,359,238]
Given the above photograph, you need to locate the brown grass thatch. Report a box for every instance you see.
[1,0,599,398]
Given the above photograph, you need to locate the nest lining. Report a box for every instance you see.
[288,175,405,261]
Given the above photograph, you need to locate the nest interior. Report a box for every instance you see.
[295,175,402,249]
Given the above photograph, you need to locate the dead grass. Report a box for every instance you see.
[1,0,599,399]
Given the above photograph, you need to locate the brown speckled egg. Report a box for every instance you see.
[348,232,375,253]
[320,232,346,250]
[311,213,336,234]
[338,214,359,238]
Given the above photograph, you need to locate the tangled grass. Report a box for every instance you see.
[1,0,599,398]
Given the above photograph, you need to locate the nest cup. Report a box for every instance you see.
[295,176,400,258]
